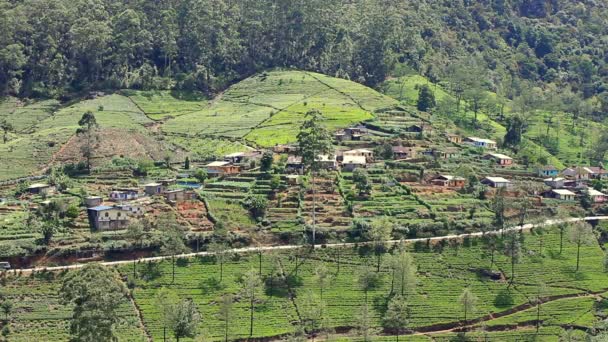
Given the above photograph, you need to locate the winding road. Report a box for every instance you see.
[12,215,608,274]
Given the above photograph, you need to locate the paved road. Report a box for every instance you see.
[13,215,608,273]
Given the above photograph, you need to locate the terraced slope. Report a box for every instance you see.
[163,70,396,147]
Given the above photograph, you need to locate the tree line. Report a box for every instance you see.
[1,0,608,106]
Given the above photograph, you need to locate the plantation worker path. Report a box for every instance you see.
[12,215,608,274]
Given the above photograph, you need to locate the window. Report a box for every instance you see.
[117,212,121,217]
[105,212,109,217]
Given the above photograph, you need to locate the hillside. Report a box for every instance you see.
[162,70,394,147]
[1,226,607,341]
[0,70,394,181]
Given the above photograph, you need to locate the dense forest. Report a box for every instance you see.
[1,0,608,107]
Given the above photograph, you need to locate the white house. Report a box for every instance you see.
[342,155,366,172]
[550,189,576,201]
[480,176,511,188]
[465,137,497,149]
[544,177,565,189]
[585,188,607,203]
[343,149,374,162]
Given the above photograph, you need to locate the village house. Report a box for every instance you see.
[27,183,50,195]
[285,155,304,173]
[85,196,103,208]
[144,182,164,196]
[484,153,514,166]
[316,154,338,170]
[538,165,559,178]
[335,127,365,142]
[342,155,366,172]
[224,150,263,164]
[109,188,139,201]
[406,124,426,133]
[562,167,591,181]
[164,189,197,202]
[481,176,511,188]
[273,144,299,154]
[343,148,374,163]
[392,146,417,160]
[286,175,300,185]
[422,148,459,160]
[87,205,132,231]
[446,133,462,144]
[430,175,465,188]
[587,167,608,180]
[205,161,240,176]
[544,177,565,189]
[465,137,497,149]
[549,189,576,201]
[585,188,607,203]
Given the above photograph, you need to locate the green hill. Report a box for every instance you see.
[0,70,395,181]
[162,70,395,147]
[382,74,582,169]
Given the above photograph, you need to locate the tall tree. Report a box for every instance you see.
[209,241,229,283]
[504,231,522,285]
[77,111,98,171]
[155,287,179,342]
[0,119,13,144]
[60,264,127,342]
[358,264,381,304]
[218,294,234,342]
[356,302,374,342]
[170,298,201,342]
[353,169,372,196]
[569,221,595,272]
[459,287,478,331]
[389,246,417,297]
[297,110,333,246]
[0,298,12,321]
[240,268,263,337]
[383,295,409,342]
[364,217,394,272]
[161,220,189,283]
[314,263,332,303]
[416,84,436,112]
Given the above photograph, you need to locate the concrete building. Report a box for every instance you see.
[342,155,366,172]
[85,196,103,208]
[392,146,417,160]
[481,176,511,188]
[465,137,497,149]
[286,155,304,173]
[538,165,559,178]
[430,175,466,188]
[343,149,374,162]
[484,153,514,166]
[27,183,50,195]
[335,127,365,141]
[205,161,240,176]
[585,188,607,203]
[316,154,338,170]
[446,134,462,144]
[109,189,139,201]
[144,182,164,196]
[87,205,131,231]
[550,189,576,201]
[544,177,565,189]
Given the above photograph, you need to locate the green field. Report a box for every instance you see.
[163,71,392,147]
[1,226,603,341]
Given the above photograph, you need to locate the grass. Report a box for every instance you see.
[109,226,608,341]
[383,75,566,168]
[0,271,146,341]
[164,70,391,147]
